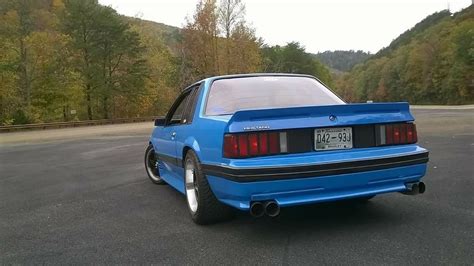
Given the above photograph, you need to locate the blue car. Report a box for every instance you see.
[145,74,429,224]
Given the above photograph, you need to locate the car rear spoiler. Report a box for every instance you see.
[226,102,414,133]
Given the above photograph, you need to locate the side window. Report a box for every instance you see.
[167,92,191,125]
[182,85,201,124]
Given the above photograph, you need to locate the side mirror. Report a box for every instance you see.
[154,118,166,127]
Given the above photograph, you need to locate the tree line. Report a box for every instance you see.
[1,1,471,125]
[313,50,371,72]
[335,7,473,104]
[0,0,331,125]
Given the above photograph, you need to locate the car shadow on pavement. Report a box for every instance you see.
[228,199,407,234]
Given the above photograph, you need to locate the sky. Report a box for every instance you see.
[98,0,472,54]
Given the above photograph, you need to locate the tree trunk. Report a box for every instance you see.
[102,96,109,119]
[86,85,93,120]
[19,38,31,107]
[226,31,230,74]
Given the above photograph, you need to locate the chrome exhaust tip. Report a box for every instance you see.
[402,181,426,195]
[250,202,265,217]
[264,201,280,217]
[418,182,426,194]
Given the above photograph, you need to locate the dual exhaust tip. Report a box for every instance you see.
[250,201,280,218]
[250,182,425,217]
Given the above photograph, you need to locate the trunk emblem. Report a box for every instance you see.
[243,125,270,131]
[329,115,337,121]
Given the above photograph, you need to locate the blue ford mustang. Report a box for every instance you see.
[145,74,429,224]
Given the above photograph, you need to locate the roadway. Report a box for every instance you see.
[1,108,473,264]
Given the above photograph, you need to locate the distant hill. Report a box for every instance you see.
[312,50,372,72]
[335,5,474,104]
[124,17,360,75]
[124,17,364,75]
[374,10,451,59]
[124,17,181,48]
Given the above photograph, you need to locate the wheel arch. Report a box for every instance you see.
[182,146,192,165]
[182,137,202,165]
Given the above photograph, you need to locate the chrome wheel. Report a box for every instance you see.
[185,158,199,213]
[145,146,161,182]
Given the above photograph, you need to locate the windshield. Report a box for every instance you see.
[205,76,345,115]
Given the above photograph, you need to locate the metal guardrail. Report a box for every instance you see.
[0,117,158,133]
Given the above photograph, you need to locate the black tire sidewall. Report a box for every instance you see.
[145,144,164,185]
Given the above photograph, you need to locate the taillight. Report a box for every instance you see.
[382,123,417,145]
[248,133,258,156]
[238,135,248,157]
[223,135,238,158]
[223,131,287,158]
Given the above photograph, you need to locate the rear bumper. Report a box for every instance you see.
[202,152,428,182]
[204,150,429,210]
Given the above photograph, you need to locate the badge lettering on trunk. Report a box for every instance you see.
[243,125,270,131]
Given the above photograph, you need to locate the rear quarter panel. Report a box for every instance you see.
[180,80,228,164]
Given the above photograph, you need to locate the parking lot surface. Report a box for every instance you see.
[1,109,473,264]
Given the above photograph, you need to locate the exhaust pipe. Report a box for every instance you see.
[264,201,280,217]
[402,181,426,195]
[418,182,426,194]
[250,202,265,217]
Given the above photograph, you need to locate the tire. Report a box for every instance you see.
[184,150,233,224]
[144,144,165,185]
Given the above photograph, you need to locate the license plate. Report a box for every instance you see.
[315,127,353,151]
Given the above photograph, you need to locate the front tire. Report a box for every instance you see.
[144,144,165,185]
[184,150,233,224]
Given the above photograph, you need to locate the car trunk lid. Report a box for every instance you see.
[226,102,413,133]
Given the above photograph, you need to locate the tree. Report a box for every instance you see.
[313,50,371,72]
[63,0,147,119]
[262,42,333,85]
[181,0,261,81]
[335,5,474,104]
[0,0,81,124]
[218,0,245,73]
[62,0,101,119]
[181,0,220,82]
[0,0,36,113]
[227,21,261,73]
[128,19,180,117]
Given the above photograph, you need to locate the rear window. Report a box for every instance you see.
[205,76,345,115]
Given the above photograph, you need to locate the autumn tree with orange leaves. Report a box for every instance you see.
[180,0,261,83]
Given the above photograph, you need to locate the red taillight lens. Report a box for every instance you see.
[393,125,400,144]
[258,133,268,155]
[383,123,417,146]
[238,135,248,157]
[412,123,417,143]
[223,131,283,158]
[407,123,417,143]
[268,132,280,154]
[223,134,238,158]
[386,125,393,145]
[400,124,407,143]
[248,133,259,156]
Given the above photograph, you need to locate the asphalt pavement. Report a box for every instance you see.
[1,108,473,264]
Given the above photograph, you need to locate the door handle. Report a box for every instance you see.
[171,132,176,139]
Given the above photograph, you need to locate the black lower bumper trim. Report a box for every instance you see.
[201,152,429,182]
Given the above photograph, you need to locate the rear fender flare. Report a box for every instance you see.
[183,137,202,162]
